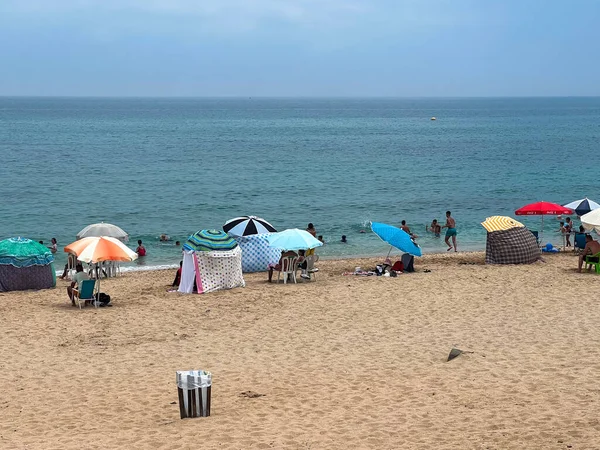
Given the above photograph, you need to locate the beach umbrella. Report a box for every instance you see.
[64,236,138,263]
[563,198,600,217]
[64,236,138,303]
[371,222,422,257]
[0,237,54,267]
[77,222,129,242]
[581,209,600,234]
[223,216,277,236]
[481,216,524,233]
[515,201,573,244]
[183,230,238,252]
[266,229,323,251]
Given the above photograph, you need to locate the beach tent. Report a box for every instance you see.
[481,216,540,264]
[232,234,281,273]
[178,230,245,294]
[0,237,56,292]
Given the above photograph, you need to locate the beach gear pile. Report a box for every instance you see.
[481,216,541,264]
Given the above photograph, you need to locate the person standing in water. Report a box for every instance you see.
[442,211,457,251]
[136,240,146,256]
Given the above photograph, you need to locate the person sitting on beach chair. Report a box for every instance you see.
[578,235,600,273]
[67,263,90,307]
[268,250,298,282]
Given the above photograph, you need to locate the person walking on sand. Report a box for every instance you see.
[442,211,457,251]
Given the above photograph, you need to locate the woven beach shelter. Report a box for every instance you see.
[481,216,540,264]
[0,237,56,292]
[178,230,245,294]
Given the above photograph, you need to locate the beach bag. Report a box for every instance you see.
[401,254,414,273]
[94,292,111,305]
[391,261,404,272]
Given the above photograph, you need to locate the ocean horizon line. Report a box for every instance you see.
[2,95,599,100]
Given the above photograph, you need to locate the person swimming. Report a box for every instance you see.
[341,235,347,243]
[427,219,441,237]
[160,234,170,242]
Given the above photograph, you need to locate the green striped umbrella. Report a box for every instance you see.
[0,237,55,267]
[183,230,238,252]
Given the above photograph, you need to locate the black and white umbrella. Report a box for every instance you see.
[563,198,600,217]
[223,216,277,236]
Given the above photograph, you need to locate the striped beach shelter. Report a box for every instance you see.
[179,230,245,294]
[481,216,540,264]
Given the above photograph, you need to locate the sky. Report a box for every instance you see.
[0,0,598,97]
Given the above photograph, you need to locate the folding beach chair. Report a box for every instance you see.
[73,279,97,309]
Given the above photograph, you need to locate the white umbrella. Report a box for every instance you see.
[77,222,129,242]
[581,209,600,234]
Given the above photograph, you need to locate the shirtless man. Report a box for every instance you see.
[401,220,418,239]
[578,235,600,272]
[442,210,457,251]
[427,219,441,237]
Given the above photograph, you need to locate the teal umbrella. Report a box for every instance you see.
[183,230,238,252]
[266,228,323,251]
[0,237,55,267]
[371,222,422,257]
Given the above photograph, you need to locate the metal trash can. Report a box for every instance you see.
[176,370,212,418]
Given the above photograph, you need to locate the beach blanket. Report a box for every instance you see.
[485,227,541,265]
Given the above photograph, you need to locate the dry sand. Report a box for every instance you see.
[1,252,600,449]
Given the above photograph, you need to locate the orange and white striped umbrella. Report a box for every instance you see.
[64,236,138,263]
[481,216,525,233]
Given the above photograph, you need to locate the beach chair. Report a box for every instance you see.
[276,256,298,284]
[72,279,97,309]
[304,254,319,281]
[585,252,600,274]
[574,233,587,254]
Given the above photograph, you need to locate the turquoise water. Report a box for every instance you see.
[1,97,599,270]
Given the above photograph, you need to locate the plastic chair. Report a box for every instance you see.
[585,252,600,274]
[276,256,298,284]
[73,279,97,309]
[304,254,319,281]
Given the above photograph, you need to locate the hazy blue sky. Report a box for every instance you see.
[0,0,597,97]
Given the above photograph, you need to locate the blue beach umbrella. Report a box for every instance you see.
[371,222,422,257]
[266,229,323,251]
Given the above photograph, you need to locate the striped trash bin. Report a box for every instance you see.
[176,370,212,418]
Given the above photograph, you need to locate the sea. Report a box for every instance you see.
[1,97,599,272]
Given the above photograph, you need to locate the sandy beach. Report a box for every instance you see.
[1,252,600,449]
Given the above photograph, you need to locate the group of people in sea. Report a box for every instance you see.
[400,210,458,252]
